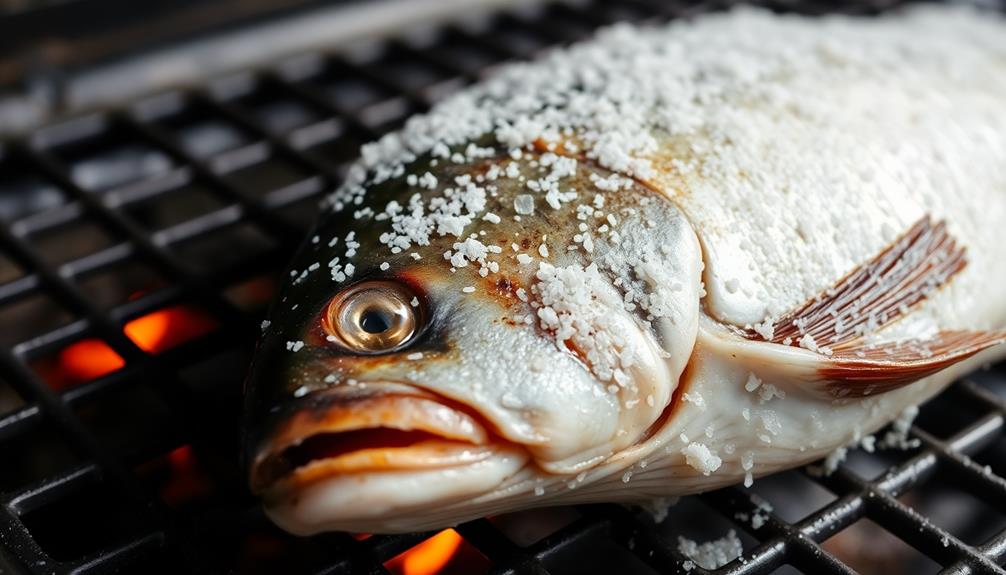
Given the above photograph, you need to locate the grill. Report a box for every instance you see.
[1,0,1005,573]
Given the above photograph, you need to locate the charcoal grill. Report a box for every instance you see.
[1,0,1006,573]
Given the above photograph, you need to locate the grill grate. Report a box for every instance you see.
[2,0,1006,573]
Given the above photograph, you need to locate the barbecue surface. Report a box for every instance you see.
[1,0,1005,574]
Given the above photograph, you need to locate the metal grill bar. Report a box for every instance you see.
[1,1,1005,574]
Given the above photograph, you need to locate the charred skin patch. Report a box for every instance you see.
[480,274,526,309]
[494,276,518,298]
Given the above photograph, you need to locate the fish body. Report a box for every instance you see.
[243,6,1006,534]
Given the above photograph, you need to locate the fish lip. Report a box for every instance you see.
[249,382,513,494]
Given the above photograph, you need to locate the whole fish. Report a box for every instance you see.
[243,6,1006,534]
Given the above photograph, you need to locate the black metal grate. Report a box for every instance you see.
[1,0,1005,573]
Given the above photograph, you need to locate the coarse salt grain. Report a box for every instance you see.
[514,194,535,215]
[677,531,742,570]
[682,442,722,475]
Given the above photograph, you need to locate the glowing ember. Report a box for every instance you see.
[58,339,125,385]
[52,303,217,389]
[124,304,217,354]
[386,529,464,575]
[160,445,213,506]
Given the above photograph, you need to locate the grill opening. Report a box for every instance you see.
[2,0,1006,573]
[18,474,153,562]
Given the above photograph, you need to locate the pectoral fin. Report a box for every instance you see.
[816,330,1005,397]
[736,216,1005,398]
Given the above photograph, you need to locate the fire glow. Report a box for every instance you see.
[160,445,213,506]
[57,339,125,384]
[57,304,216,387]
[385,529,463,575]
[123,304,217,354]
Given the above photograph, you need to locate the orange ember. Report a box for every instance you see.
[160,445,213,506]
[351,533,373,541]
[134,444,215,512]
[385,529,464,575]
[58,339,126,385]
[124,304,217,354]
[54,304,217,388]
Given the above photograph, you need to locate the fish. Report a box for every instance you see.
[242,6,1006,534]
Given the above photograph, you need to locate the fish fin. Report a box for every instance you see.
[735,215,1006,397]
[699,321,1004,402]
[744,216,966,350]
[814,330,1006,398]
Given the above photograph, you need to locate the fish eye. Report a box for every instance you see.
[324,280,421,354]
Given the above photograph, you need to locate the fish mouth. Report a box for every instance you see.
[249,383,529,534]
[249,384,518,495]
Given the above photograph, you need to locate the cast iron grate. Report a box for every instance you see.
[1,0,1005,573]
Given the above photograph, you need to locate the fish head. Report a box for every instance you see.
[244,148,703,534]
